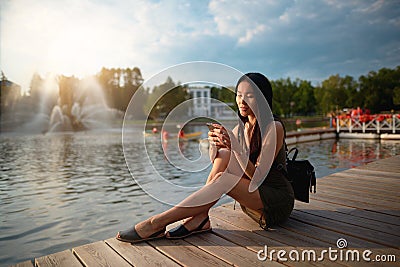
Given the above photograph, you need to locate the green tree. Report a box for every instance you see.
[144,77,189,120]
[314,74,359,115]
[210,86,236,104]
[359,66,400,113]
[97,67,143,112]
[292,79,316,115]
[271,78,298,117]
[393,86,400,106]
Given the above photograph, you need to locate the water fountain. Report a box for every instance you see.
[20,74,123,133]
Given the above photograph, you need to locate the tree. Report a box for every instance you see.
[359,67,400,113]
[272,78,301,117]
[143,77,189,120]
[394,86,400,106]
[210,86,236,104]
[293,79,316,115]
[314,74,359,115]
[96,67,144,112]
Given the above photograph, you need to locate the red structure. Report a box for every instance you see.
[336,108,400,133]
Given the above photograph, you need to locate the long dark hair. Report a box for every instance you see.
[235,73,273,164]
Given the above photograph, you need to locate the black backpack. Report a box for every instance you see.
[283,147,316,203]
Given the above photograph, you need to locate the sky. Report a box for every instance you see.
[1,0,399,92]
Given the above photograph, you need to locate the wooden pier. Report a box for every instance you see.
[13,156,400,266]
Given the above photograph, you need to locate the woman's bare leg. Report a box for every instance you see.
[118,149,232,239]
[129,170,264,239]
[206,148,230,183]
[175,149,231,230]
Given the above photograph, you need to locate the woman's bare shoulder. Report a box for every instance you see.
[274,120,284,132]
[273,121,285,144]
[263,120,283,132]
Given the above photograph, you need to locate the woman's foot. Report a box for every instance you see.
[116,218,166,243]
[166,215,211,239]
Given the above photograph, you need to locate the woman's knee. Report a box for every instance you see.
[216,148,230,161]
[209,171,224,183]
[209,149,230,177]
[207,172,242,196]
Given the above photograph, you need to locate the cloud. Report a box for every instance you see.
[1,0,138,87]
[208,0,290,44]
[1,0,399,90]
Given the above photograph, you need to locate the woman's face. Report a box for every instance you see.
[236,80,256,118]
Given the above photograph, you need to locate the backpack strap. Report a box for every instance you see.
[287,147,298,161]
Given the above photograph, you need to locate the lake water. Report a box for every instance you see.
[1,129,399,266]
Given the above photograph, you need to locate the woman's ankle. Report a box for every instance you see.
[150,215,165,230]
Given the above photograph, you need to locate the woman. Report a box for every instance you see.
[116,72,294,242]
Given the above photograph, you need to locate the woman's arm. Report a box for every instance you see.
[209,121,284,191]
[250,121,284,191]
[210,123,256,178]
[230,121,284,192]
[208,124,239,163]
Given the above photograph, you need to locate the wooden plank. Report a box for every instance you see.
[319,172,399,189]
[35,250,82,267]
[186,233,284,267]
[321,177,400,193]
[211,206,387,267]
[105,238,180,267]
[325,172,400,186]
[209,214,345,267]
[323,173,400,188]
[294,205,400,237]
[357,156,400,172]
[312,182,400,202]
[312,187,398,208]
[211,207,334,248]
[312,187,399,210]
[358,165,400,173]
[12,156,400,267]
[290,210,400,248]
[210,215,288,248]
[212,206,400,266]
[344,163,400,178]
[73,241,131,267]
[345,167,400,178]
[356,165,400,174]
[281,217,400,265]
[318,180,399,197]
[149,237,232,267]
[296,198,400,226]
[9,260,35,267]
[105,238,180,266]
[211,214,292,247]
[216,205,400,261]
[311,193,400,217]
[346,208,400,226]
[209,217,323,267]
[318,178,400,197]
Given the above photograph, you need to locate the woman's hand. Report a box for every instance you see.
[208,124,231,150]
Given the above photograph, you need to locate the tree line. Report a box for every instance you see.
[3,65,399,125]
[206,65,400,117]
[140,64,400,120]
[272,66,400,117]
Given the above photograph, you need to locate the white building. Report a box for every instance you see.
[188,87,211,117]
[188,87,236,120]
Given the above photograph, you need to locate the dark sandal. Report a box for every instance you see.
[167,216,211,239]
[116,225,166,243]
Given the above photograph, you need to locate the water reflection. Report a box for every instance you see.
[0,132,399,266]
[292,138,400,177]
